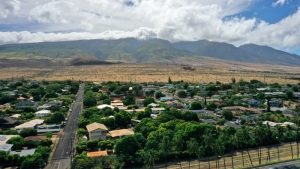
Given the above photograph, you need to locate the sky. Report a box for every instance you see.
[0,0,300,55]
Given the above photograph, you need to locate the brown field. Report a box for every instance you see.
[0,62,300,84]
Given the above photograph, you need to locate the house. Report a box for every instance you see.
[0,117,18,128]
[110,101,124,107]
[165,100,183,108]
[269,98,282,107]
[15,101,38,110]
[48,100,63,107]
[294,92,300,99]
[131,119,141,127]
[24,136,47,143]
[142,85,157,92]
[10,149,36,157]
[126,109,145,113]
[0,135,19,146]
[160,97,173,102]
[10,114,21,120]
[148,103,159,107]
[0,144,13,153]
[218,91,228,95]
[87,150,108,157]
[108,129,134,139]
[17,97,26,102]
[135,99,145,106]
[151,107,165,114]
[35,110,51,117]
[30,81,37,86]
[15,119,44,130]
[242,98,261,107]
[86,122,108,140]
[97,104,114,110]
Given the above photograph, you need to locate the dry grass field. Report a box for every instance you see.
[0,62,299,84]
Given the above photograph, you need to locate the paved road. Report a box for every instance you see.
[254,160,300,169]
[48,83,85,169]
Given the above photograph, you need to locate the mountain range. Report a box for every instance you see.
[0,38,299,66]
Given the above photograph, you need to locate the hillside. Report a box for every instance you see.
[0,38,299,66]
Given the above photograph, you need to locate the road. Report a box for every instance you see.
[254,160,300,169]
[47,83,85,169]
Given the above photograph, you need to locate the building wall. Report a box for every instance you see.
[89,129,107,140]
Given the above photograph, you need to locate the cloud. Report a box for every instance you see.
[0,0,299,53]
[272,0,286,7]
[0,0,21,18]
[0,27,158,44]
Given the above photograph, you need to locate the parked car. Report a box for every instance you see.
[38,126,46,129]
[235,120,241,125]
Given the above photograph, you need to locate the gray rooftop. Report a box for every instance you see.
[20,149,36,156]
[0,144,13,152]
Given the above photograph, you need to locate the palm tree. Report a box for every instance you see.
[139,149,158,169]
[187,138,199,169]
[203,130,214,169]
[196,146,205,169]
[265,124,272,162]
[159,137,170,169]
[233,133,244,167]
[240,126,253,166]
[172,134,184,169]
[286,125,295,159]
[295,114,300,158]
[254,122,265,164]
[272,125,284,161]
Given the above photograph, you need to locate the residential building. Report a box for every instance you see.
[0,117,18,128]
[0,144,13,153]
[294,92,300,99]
[142,85,157,92]
[218,90,228,95]
[35,110,51,117]
[15,101,38,110]
[108,129,134,139]
[269,98,282,107]
[160,97,173,102]
[86,122,108,140]
[48,100,63,107]
[0,135,19,146]
[151,107,165,114]
[87,151,108,157]
[97,104,114,110]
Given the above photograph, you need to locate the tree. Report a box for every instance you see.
[159,136,171,169]
[76,142,87,154]
[189,101,202,110]
[187,138,199,169]
[114,134,146,164]
[83,96,97,107]
[46,112,65,124]
[87,139,99,150]
[39,138,53,147]
[143,97,156,107]
[77,128,87,136]
[44,132,53,138]
[217,118,226,125]
[7,136,24,150]
[98,140,115,150]
[20,128,37,137]
[4,129,19,135]
[231,77,236,84]
[168,77,172,84]
[137,149,159,169]
[286,90,294,99]
[155,91,165,99]
[177,90,187,98]
[103,99,111,105]
[172,134,184,168]
[222,110,234,120]
[122,96,135,106]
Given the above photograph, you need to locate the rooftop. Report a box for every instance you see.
[109,129,134,138]
[87,151,108,157]
[86,122,108,132]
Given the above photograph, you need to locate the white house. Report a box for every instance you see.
[294,92,300,99]
[35,110,51,117]
[97,104,114,110]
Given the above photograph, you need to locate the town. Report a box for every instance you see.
[0,78,300,169]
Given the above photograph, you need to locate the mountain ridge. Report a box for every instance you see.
[0,38,299,66]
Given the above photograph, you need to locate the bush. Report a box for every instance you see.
[20,128,38,137]
[217,118,226,125]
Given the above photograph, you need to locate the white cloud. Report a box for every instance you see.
[0,0,21,18]
[272,0,286,7]
[0,0,299,53]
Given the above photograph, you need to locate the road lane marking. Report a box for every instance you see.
[54,162,60,169]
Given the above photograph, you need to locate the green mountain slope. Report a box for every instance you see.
[0,38,299,65]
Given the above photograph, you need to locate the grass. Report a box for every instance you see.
[0,64,299,85]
